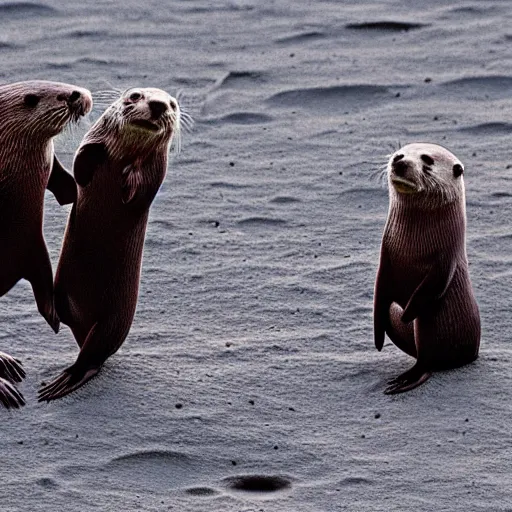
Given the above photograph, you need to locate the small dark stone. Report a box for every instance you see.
[229,162,235,167]
[249,400,255,405]
[273,445,279,450]
[374,413,381,419]
[424,77,432,83]
[395,92,400,97]
[231,460,237,466]
[175,403,183,409]
[288,407,295,411]
[17,441,23,445]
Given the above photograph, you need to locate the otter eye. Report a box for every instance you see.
[24,94,40,108]
[421,154,434,165]
[129,92,142,102]
[392,154,404,163]
[453,163,464,178]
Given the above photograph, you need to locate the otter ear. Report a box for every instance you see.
[121,164,143,204]
[73,142,108,187]
[453,163,464,178]
[47,155,77,205]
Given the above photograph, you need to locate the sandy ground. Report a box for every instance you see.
[2,0,512,511]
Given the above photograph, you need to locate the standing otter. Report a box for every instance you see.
[0,80,92,408]
[374,143,480,394]
[38,87,182,402]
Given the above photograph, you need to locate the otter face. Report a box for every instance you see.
[119,87,180,140]
[0,80,92,138]
[387,143,465,203]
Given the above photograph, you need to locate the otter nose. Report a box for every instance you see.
[392,159,409,177]
[68,90,81,103]
[148,100,168,120]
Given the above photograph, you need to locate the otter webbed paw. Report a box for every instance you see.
[38,365,100,402]
[47,155,78,205]
[0,377,25,409]
[385,363,431,394]
[0,352,25,383]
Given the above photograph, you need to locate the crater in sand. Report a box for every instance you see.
[223,474,291,493]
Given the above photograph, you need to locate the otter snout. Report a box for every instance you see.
[390,156,418,194]
[67,88,93,117]
[148,100,168,120]
[392,158,410,178]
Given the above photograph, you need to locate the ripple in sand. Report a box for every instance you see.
[64,29,109,39]
[266,85,398,113]
[218,112,273,125]
[269,196,302,204]
[457,123,512,136]
[35,477,59,489]
[337,476,373,486]
[0,42,18,50]
[440,75,512,98]
[345,21,428,31]
[224,474,291,493]
[276,31,326,44]
[217,71,267,90]
[0,2,56,17]
[237,217,287,228]
[185,486,219,497]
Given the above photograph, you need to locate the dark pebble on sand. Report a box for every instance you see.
[374,413,381,419]
[249,400,255,405]
[17,441,23,445]
[274,445,279,450]
[395,92,400,97]
[424,77,432,83]
[175,403,183,409]
[229,162,235,167]
[232,460,237,466]
[289,407,295,412]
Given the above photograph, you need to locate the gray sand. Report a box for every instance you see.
[1,1,512,511]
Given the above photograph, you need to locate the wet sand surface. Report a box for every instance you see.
[2,1,512,510]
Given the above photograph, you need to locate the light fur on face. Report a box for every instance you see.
[0,81,92,149]
[85,87,184,160]
[387,142,465,207]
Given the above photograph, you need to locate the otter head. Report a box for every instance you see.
[94,87,181,157]
[0,80,92,140]
[387,143,465,205]
[74,87,183,204]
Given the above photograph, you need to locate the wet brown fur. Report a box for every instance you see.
[0,80,92,408]
[39,87,181,402]
[374,143,480,394]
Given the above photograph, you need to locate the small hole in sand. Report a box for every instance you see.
[225,475,291,493]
